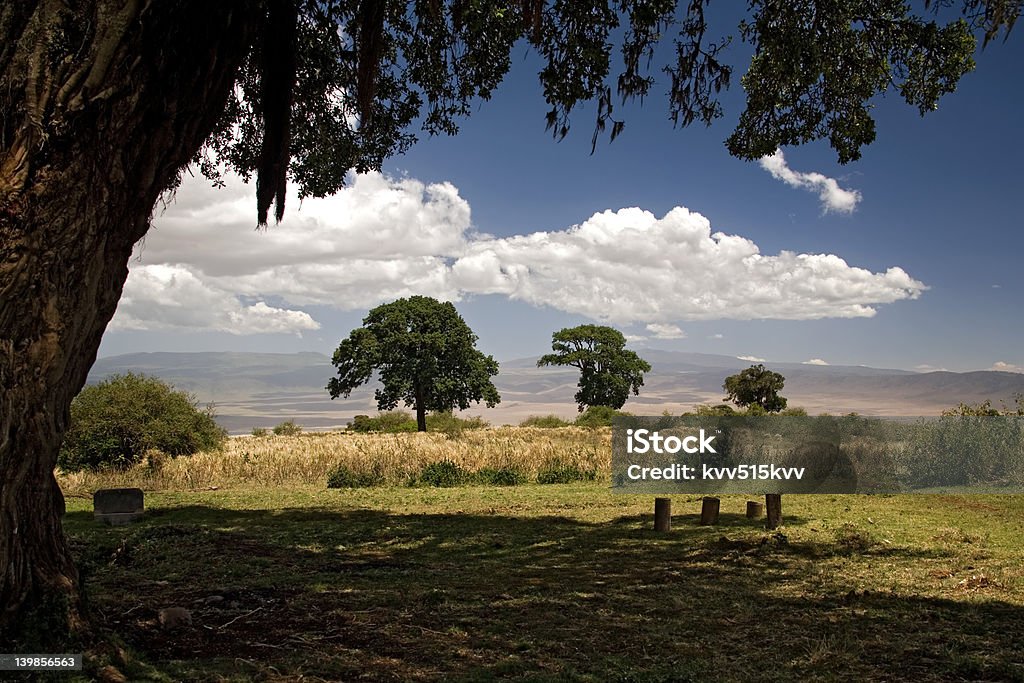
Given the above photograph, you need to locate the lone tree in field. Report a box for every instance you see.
[1,0,1019,648]
[539,325,651,411]
[723,364,788,413]
[327,297,500,432]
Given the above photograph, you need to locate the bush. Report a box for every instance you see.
[349,411,417,433]
[426,411,489,438]
[574,405,629,428]
[348,415,374,432]
[692,404,737,416]
[58,373,226,472]
[251,427,268,437]
[326,464,385,488]
[272,420,303,436]
[416,460,470,487]
[519,414,571,428]
[536,461,597,484]
[477,466,528,486]
[376,411,418,432]
[348,410,486,434]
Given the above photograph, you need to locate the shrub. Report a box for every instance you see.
[780,407,809,416]
[416,460,469,487]
[251,427,269,437]
[326,464,385,488]
[349,411,417,433]
[574,405,629,428]
[348,415,374,432]
[348,410,485,434]
[426,411,489,438]
[272,420,303,436]
[427,411,488,430]
[376,410,418,432]
[58,373,226,472]
[536,461,597,484]
[519,414,571,428]
[693,404,736,416]
[477,466,528,486]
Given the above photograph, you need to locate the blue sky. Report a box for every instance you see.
[100,16,1023,373]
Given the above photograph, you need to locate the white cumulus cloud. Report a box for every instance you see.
[759,149,862,214]
[450,206,924,322]
[114,171,925,333]
[111,264,320,334]
[646,323,686,339]
[990,361,1024,373]
[737,355,766,362]
[802,358,830,366]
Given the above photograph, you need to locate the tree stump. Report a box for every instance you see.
[765,493,783,529]
[699,496,720,525]
[654,498,671,532]
[746,501,764,519]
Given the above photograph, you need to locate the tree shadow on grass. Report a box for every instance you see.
[64,505,1024,682]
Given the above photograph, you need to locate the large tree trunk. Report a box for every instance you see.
[415,385,427,432]
[0,0,257,646]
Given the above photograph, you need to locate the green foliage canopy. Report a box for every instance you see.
[272,420,304,436]
[58,373,226,472]
[574,405,632,427]
[327,296,500,431]
[538,325,651,411]
[519,414,573,428]
[723,364,788,413]
[195,0,1022,223]
[349,410,488,433]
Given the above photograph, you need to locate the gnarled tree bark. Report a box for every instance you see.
[0,0,257,645]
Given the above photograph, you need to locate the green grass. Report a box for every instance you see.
[63,486,1024,682]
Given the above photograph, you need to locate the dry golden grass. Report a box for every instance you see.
[57,426,611,494]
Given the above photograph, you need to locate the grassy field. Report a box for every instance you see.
[59,431,1024,682]
[58,428,610,493]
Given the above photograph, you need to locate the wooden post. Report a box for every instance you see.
[699,496,720,525]
[765,493,782,529]
[746,501,764,519]
[654,498,671,532]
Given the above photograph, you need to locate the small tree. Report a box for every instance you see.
[327,297,500,432]
[272,420,303,436]
[538,325,651,411]
[723,364,788,413]
[59,373,226,472]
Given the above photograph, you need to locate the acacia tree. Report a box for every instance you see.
[539,325,651,411]
[327,297,500,432]
[1,0,1019,646]
[723,364,788,413]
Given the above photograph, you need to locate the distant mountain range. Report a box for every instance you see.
[89,351,1024,434]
